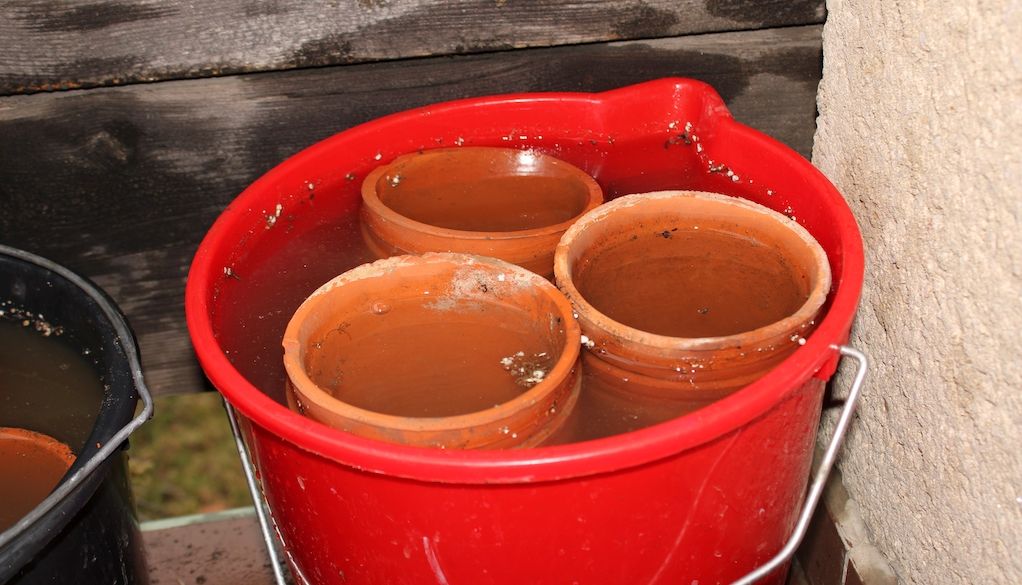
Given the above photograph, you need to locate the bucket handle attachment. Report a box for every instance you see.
[0,245,155,551]
[225,345,868,585]
[731,344,869,585]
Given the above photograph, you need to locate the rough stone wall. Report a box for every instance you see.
[812,0,1022,583]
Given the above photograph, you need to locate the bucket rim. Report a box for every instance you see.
[185,78,864,484]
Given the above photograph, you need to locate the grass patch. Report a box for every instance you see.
[128,392,251,521]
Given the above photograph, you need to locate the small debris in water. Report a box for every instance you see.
[371,301,391,315]
[454,137,465,146]
[580,335,596,349]
[697,307,710,315]
[500,351,553,388]
[798,337,807,346]
[223,266,241,280]
[389,174,402,187]
[374,152,383,161]
[345,172,357,181]
[265,203,283,229]
[306,181,315,191]
[767,189,775,196]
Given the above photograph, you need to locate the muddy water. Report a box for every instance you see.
[216,200,794,444]
[575,227,807,338]
[546,369,695,445]
[379,174,590,232]
[0,428,74,532]
[0,319,104,452]
[216,213,376,405]
[0,318,101,531]
[305,298,554,417]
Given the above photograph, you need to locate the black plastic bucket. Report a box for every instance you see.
[0,245,153,585]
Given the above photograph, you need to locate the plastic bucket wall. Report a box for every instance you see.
[0,247,149,585]
[186,79,864,584]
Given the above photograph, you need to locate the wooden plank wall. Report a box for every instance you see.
[0,1,825,396]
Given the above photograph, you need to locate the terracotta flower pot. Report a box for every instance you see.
[0,428,75,533]
[360,147,603,277]
[283,252,581,449]
[554,190,832,399]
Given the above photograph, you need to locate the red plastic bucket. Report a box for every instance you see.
[185,78,864,584]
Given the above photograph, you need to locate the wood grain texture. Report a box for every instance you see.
[0,26,823,396]
[0,0,825,95]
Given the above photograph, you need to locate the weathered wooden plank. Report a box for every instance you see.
[0,25,823,396]
[0,0,825,95]
[143,510,278,585]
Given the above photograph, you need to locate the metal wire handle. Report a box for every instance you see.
[227,344,868,585]
[732,344,869,585]
[224,400,291,585]
[0,245,156,552]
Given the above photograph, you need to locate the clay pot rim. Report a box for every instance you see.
[554,190,832,352]
[0,427,76,468]
[360,146,604,241]
[282,252,581,433]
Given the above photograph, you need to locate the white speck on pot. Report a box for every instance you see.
[454,137,465,146]
[374,152,382,161]
[389,174,401,187]
[798,337,807,346]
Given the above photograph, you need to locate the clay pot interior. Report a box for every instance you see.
[283,252,581,449]
[360,147,603,276]
[0,428,75,533]
[554,190,832,392]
